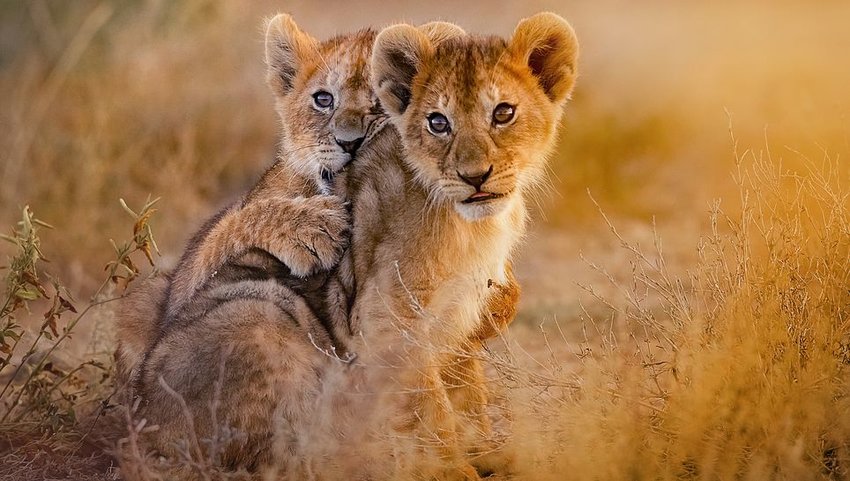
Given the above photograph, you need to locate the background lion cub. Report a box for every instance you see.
[162,15,384,325]
[114,15,383,377]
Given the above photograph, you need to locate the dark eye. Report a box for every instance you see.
[427,113,450,134]
[313,91,334,109]
[493,103,515,125]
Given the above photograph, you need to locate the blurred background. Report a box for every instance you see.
[1,0,849,323]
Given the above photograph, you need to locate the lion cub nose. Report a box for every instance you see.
[457,165,493,190]
[335,137,364,155]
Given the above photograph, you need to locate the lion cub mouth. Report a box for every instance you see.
[462,191,505,204]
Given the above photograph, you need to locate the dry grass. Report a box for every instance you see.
[1,1,850,479]
[492,144,850,479]
[0,198,158,481]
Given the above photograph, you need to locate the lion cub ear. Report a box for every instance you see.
[371,24,433,117]
[508,12,579,104]
[418,21,465,45]
[264,14,319,97]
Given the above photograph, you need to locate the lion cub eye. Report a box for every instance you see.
[492,103,515,125]
[313,91,334,109]
[427,113,451,135]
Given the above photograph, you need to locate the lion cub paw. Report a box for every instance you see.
[266,195,350,277]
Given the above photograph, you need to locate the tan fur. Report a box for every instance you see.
[299,13,578,479]
[114,273,169,384]
[160,16,384,325]
[115,13,577,480]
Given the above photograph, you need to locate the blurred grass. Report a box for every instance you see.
[1,0,277,291]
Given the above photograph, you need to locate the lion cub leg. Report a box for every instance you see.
[443,263,520,475]
[165,194,349,321]
[441,350,493,465]
[399,366,484,481]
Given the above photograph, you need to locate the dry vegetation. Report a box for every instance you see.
[1,1,849,480]
[495,145,850,479]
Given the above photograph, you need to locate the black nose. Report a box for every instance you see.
[336,137,364,155]
[457,165,493,190]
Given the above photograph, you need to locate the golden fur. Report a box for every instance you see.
[114,12,576,480]
[162,16,382,325]
[286,13,578,479]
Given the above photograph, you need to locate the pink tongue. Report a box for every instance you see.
[470,192,491,200]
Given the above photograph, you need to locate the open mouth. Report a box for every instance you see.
[462,191,505,204]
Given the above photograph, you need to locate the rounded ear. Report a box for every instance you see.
[264,14,319,97]
[508,12,579,104]
[371,24,433,116]
[418,21,465,46]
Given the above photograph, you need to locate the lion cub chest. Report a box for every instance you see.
[353,201,516,344]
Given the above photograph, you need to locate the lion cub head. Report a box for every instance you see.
[372,13,578,220]
[265,15,385,181]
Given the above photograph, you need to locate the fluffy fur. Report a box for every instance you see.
[114,14,576,479]
[296,13,579,479]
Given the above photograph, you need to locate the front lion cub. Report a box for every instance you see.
[319,12,578,480]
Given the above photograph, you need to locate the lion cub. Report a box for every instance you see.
[162,16,384,326]
[320,13,579,479]
[115,15,384,377]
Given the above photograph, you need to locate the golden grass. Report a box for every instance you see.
[497,145,850,479]
[1,1,277,291]
[0,199,158,481]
